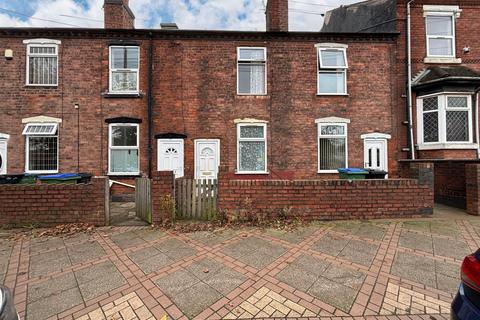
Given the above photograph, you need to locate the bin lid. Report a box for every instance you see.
[38,173,80,180]
[337,168,368,174]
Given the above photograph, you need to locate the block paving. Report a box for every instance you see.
[0,205,479,320]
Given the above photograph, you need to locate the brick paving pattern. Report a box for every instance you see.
[0,205,478,320]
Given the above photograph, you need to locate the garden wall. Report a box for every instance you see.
[0,177,109,227]
[218,164,434,221]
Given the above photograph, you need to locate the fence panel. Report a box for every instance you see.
[175,179,217,220]
[135,178,152,224]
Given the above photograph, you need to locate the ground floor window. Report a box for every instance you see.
[417,94,473,146]
[316,117,349,173]
[109,123,139,175]
[23,123,59,173]
[237,123,267,173]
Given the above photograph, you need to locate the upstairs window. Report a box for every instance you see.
[237,123,267,173]
[426,14,455,57]
[237,47,267,95]
[109,124,139,175]
[23,123,59,173]
[418,94,472,146]
[317,45,348,95]
[109,46,140,93]
[24,39,60,86]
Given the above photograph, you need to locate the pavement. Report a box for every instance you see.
[1,204,479,320]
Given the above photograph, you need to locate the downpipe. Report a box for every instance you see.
[407,0,416,160]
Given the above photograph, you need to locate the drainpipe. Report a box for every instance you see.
[476,91,480,159]
[407,0,416,159]
[147,32,154,177]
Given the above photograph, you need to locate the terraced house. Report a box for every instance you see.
[1,0,480,217]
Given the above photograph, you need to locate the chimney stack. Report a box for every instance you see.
[104,0,135,29]
[266,0,289,32]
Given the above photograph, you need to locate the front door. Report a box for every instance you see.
[0,140,6,175]
[157,139,184,178]
[195,139,220,180]
[364,139,387,172]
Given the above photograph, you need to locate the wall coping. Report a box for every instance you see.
[223,179,420,187]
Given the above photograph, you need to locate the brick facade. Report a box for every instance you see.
[0,178,109,226]
[217,164,434,221]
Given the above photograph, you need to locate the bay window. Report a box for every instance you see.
[317,44,348,95]
[237,47,267,95]
[109,124,139,175]
[237,123,267,173]
[23,123,59,173]
[109,46,140,93]
[417,94,473,148]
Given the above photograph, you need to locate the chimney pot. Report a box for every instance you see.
[266,0,289,32]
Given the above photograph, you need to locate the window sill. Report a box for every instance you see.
[107,174,141,178]
[424,57,462,64]
[25,84,58,88]
[417,143,478,150]
[236,95,269,99]
[235,171,270,175]
[316,93,349,97]
[318,170,340,174]
[103,92,143,99]
[26,171,59,175]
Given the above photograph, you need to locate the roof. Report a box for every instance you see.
[413,66,480,88]
[321,0,397,33]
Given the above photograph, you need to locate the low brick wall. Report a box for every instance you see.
[0,177,109,227]
[466,164,480,216]
[151,171,175,224]
[218,178,434,220]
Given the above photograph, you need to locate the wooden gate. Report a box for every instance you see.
[175,179,218,220]
[135,178,152,224]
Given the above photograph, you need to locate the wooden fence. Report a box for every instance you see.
[175,179,218,220]
[135,178,152,224]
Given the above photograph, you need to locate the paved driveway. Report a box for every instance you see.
[1,205,479,320]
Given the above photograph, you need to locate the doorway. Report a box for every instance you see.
[195,139,220,180]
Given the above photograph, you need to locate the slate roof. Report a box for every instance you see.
[321,0,397,33]
[413,66,480,87]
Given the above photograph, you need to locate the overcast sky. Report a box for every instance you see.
[0,0,362,31]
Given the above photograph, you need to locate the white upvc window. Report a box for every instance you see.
[23,123,59,174]
[237,47,267,95]
[417,94,473,148]
[316,117,349,173]
[109,124,140,175]
[237,123,267,173]
[24,39,60,86]
[426,13,456,58]
[109,46,140,93]
[317,44,348,95]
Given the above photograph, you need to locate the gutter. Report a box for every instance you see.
[406,0,416,159]
[147,32,154,177]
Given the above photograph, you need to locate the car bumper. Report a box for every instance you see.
[451,283,480,320]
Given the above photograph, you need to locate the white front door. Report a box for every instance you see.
[0,140,6,175]
[157,139,184,178]
[364,139,387,172]
[195,139,220,180]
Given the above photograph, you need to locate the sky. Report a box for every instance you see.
[0,0,362,31]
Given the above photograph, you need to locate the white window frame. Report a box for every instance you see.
[236,123,268,174]
[109,46,140,94]
[317,122,348,173]
[237,47,267,96]
[22,123,58,135]
[316,44,348,96]
[425,12,456,58]
[108,123,140,175]
[417,93,474,149]
[24,39,60,87]
[24,123,59,174]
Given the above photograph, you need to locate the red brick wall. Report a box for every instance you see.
[104,0,135,29]
[466,163,480,216]
[218,164,434,221]
[0,178,108,227]
[266,0,289,32]
[218,178,433,221]
[151,171,175,224]
[434,162,467,208]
